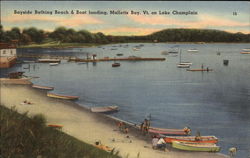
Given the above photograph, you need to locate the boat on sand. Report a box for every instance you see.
[32,84,54,90]
[164,136,218,144]
[172,141,220,152]
[47,93,79,100]
[148,127,191,136]
[91,105,118,113]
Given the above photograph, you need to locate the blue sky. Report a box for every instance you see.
[1,1,249,35]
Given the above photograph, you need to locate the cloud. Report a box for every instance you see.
[128,14,249,28]
[93,27,161,36]
[2,14,103,27]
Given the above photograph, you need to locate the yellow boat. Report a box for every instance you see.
[47,93,79,100]
[172,141,220,152]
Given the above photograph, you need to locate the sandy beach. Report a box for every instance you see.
[0,84,229,158]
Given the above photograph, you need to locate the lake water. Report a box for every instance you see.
[1,43,250,157]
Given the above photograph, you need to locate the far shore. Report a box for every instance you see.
[1,84,229,158]
[17,42,250,49]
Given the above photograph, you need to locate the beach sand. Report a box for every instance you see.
[0,84,228,158]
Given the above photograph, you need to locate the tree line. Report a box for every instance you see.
[1,25,249,45]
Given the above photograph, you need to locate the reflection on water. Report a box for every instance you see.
[1,43,250,157]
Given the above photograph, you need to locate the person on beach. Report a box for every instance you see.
[156,138,167,151]
[140,122,144,132]
[117,121,123,131]
[152,135,158,149]
[124,126,129,134]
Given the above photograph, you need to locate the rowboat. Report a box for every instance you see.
[187,69,213,72]
[47,93,79,100]
[177,64,190,68]
[112,63,120,67]
[187,49,198,52]
[164,136,218,144]
[240,52,250,54]
[49,63,59,66]
[148,128,191,136]
[116,53,123,56]
[32,84,54,90]
[91,105,118,113]
[48,124,63,129]
[38,59,61,63]
[242,48,250,51]
[172,141,220,152]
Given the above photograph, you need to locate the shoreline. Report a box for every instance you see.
[17,42,250,49]
[1,84,229,158]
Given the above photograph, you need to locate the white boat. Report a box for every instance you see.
[177,49,192,68]
[49,63,59,66]
[133,47,140,51]
[91,105,119,113]
[242,48,250,51]
[177,64,190,68]
[188,49,198,52]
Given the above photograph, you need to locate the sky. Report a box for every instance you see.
[1,1,249,35]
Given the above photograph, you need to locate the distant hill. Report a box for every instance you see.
[1,24,250,45]
[147,28,250,43]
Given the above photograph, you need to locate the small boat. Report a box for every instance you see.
[164,136,218,144]
[188,49,198,52]
[172,141,220,152]
[32,84,54,90]
[38,59,61,63]
[116,53,123,56]
[177,49,191,68]
[48,124,63,129]
[49,63,59,66]
[240,52,250,54]
[161,51,169,55]
[91,105,119,113]
[47,93,79,100]
[223,59,229,65]
[112,63,120,67]
[148,128,190,136]
[177,64,190,68]
[187,69,213,72]
[242,48,250,51]
[133,47,140,51]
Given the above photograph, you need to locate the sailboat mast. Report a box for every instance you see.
[179,49,182,63]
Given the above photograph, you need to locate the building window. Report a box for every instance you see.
[3,50,6,54]
[11,50,13,54]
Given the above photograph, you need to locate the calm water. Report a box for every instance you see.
[1,43,250,157]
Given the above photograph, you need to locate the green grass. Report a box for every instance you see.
[0,105,121,158]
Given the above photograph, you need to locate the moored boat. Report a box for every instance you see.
[112,63,120,67]
[49,63,59,66]
[164,136,218,144]
[38,59,61,63]
[47,92,79,100]
[240,51,250,54]
[91,105,119,113]
[177,64,190,68]
[187,48,198,52]
[187,69,213,72]
[172,141,220,152]
[32,84,54,90]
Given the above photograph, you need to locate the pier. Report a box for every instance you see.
[68,57,166,62]
[17,54,166,62]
